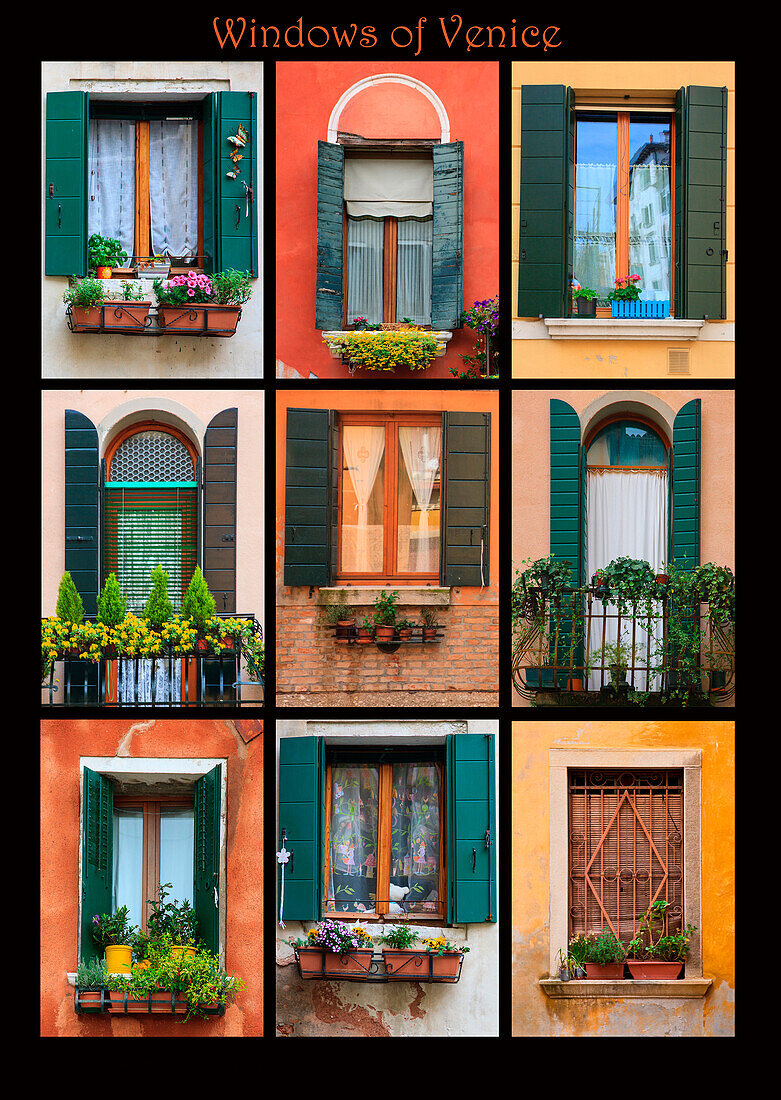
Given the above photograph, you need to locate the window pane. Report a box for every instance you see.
[88,119,136,261]
[113,806,143,931]
[160,806,195,907]
[391,764,440,914]
[396,218,432,325]
[628,117,671,302]
[329,766,379,913]
[347,217,384,325]
[149,120,199,260]
[575,116,617,299]
[586,420,667,467]
[340,425,385,574]
[397,426,441,573]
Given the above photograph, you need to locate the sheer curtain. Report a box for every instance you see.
[342,425,385,572]
[586,469,668,689]
[328,766,378,913]
[149,120,199,259]
[118,657,182,705]
[629,163,671,301]
[391,764,440,913]
[113,807,143,929]
[574,162,616,298]
[88,119,136,260]
[398,426,440,573]
[396,219,432,324]
[346,218,384,324]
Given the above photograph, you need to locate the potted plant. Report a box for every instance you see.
[91,905,136,974]
[153,272,213,331]
[55,570,85,657]
[322,594,355,642]
[298,919,374,978]
[590,568,609,597]
[75,958,107,1012]
[378,925,425,980]
[328,329,441,372]
[138,253,170,278]
[102,280,151,331]
[356,615,375,644]
[207,269,253,333]
[181,566,217,650]
[692,563,735,625]
[581,928,627,979]
[104,941,243,1019]
[607,274,669,317]
[566,933,589,979]
[142,564,174,633]
[372,589,400,641]
[421,606,440,641]
[146,882,198,959]
[63,277,109,331]
[88,233,128,279]
[420,935,470,982]
[626,900,696,979]
[396,618,415,640]
[571,281,599,317]
[555,948,571,981]
[599,640,631,687]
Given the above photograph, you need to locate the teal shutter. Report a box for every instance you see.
[81,767,113,963]
[284,408,331,586]
[431,141,465,329]
[203,92,258,275]
[676,86,727,319]
[441,411,490,586]
[670,399,701,572]
[315,140,345,329]
[550,399,583,584]
[278,736,325,922]
[46,91,88,277]
[446,734,496,924]
[65,410,99,617]
[194,763,222,955]
[203,408,237,612]
[518,85,573,318]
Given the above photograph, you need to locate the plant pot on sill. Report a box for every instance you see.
[625,959,683,980]
[96,266,112,280]
[655,574,669,586]
[575,298,597,317]
[422,627,438,641]
[611,299,670,319]
[374,624,395,642]
[558,966,571,981]
[105,944,133,975]
[584,961,624,980]
[171,944,197,961]
[335,617,356,642]
[356,626,374,645]
[69,305,103,331]
[565,678,584,692]
[398,627,413,640]
[322,949,373,978]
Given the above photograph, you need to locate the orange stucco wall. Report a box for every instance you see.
[512,720,735,1037]
[275,62,499,379]
[40,719,263,1037]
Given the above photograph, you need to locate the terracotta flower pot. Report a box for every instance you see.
[70,305,103,331]
[96,266,112,280]
[220,637,236,650]
[322,949,373,978]
[383,948,429,981]
[566,678,584,691]
[626,959,683,980]
[157,304,209,331]
[427,951,463,982]
[356,627,373,645]
[102,301,151,330]
[398,628,412,640]
[374,625,395,642]
[204,304,242,334]
[335,617,355,642]
[423,627,438,641]
[77,989,103,1011]
[584,961,624,980]
[296,947,325,979]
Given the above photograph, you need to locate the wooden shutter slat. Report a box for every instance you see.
[203,408,237,613]
[65,410,99,616]
[194,763,221,955]
[431,141,464,329]
[279,737,325,922]
[442,411,490,586]
[284,408,331,586]
[316,141,345,329]
[46,91,88,276]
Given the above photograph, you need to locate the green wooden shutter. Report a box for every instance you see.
[278,736,325,922]
[284,408,331,586]
[315,140,345,329]
[81,767,113,963]
[676,86,727,319]
[671,398,701,572]
[45,91,88,276]
[65,410,99,617]
[441,411,490,586]
[431,141,465,329]
[518,85,573,318]
[203,408,237,613]
[203,92,258,275]
[550,399,582,583]
[446,734,496,924]
[194,763,222,955]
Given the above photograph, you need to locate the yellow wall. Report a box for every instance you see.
[511,62,735,379]
[511,720,735,1037]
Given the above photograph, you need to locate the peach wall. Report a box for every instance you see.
[41,389,264,623]
[276,62,498,379]
[40,719,263,1037]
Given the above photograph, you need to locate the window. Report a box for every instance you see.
[574,111,672,305]
[284,407,490,588]
[80,761,223,962]
[568,768,684,943]
[325,749,444,919]
[88,102,203,265]
[278,733,496,926]
[338,413,441,581]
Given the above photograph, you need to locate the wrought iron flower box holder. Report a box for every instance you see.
[66,302,242,337]
[293,947,463,984]
[66,302,154,335]
[328,622,444,654]
[74,988,224,1015]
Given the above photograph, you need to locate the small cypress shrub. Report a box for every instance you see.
[143,565,174,630]
[182,566,217,634]
[55,571,85,624]
[97,572,127,627]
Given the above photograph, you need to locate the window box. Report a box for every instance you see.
[66,300,153,334]
[383,948,464,983]
[584,962,624,980]
[322,329,451,373]
[625,960,684,980]
[611,300,670,319]
[102,989,223,1015]
[155,303,243,337]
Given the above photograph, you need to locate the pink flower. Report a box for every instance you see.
[187,289,195,297]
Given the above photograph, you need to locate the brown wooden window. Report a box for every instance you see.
[324,751,445,922]
[337,412,441,583]
[568,768,684,943]
[113,796,195,933]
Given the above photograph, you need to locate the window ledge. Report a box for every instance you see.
[317,586,451,607]
[543,318,705,341]
[321,330,453,358]
[539,978,712,999]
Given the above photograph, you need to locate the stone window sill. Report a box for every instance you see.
[539,978,712,999]
[543,318,706,341]
[317,586,451,607]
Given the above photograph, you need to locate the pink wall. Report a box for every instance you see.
[276,62,499,379]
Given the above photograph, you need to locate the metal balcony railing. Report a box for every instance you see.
[41,614,263,708]
[511,586,734,704]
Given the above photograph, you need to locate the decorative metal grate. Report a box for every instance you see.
[111,431,195,482]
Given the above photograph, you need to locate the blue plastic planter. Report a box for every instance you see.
[611,300,670,318]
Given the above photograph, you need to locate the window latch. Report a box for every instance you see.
[58,204,62,229]
[472,848,476,872]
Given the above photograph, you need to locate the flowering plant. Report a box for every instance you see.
[330,330,440,371]
[421,936,470,955]
[153,273,213,306]
[571,281,599,301]
[452,296,499,379]
[91,905,136,950]
[304,919,373,954]
[350,316,381,331]
[607,274,642,302]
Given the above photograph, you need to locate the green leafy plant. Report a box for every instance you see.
[88,232,128,269]
[116,280,145,301]
[62,277,107,309]
[104,944,244,1021]
[242,629,265,682]
[210,269,254,305]
[76,957,108,989]
[97,572,127,627]
[567,932,589,971]
[421,936,470,955]
[322,594,353,625]
[372,589,400,627]
[571,282,599,300]
[91,905,135,951]
[599,557,657,609]
[693,563,735,624]
[582,928,627,966]
[181,566,216,635]
[377,926,420,950]
[56,571,85,624]
[420,606,440,629]
[146,882,198,946]
[143,565,174,631]
[627,899,696,962]
[606,274,642,302]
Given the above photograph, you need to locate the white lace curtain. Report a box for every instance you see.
[396,218,432,324]
[346,218,384,324]
[398,425,440,573]
[149,120,199,259]
[586,469,668,690]
[329,766,378,913]
[118,657,182,705]
[342,425,385,572]
[391,764,440,912]
[88,119,136,260]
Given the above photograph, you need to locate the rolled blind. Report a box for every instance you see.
[104,485,198,611]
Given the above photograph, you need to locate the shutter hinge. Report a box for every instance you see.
[485,827,491,849]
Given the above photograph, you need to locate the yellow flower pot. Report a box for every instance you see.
[105,943,133,974]
[171,944,197,960]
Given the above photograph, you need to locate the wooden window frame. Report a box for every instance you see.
[574,107,676,317]
[113,795,195,933]
[336,411,442,584]
[323,754,446,924]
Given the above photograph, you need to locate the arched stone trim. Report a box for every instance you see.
[326,72,450,144]
[97,399,205,461]
[579,391,675,450]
